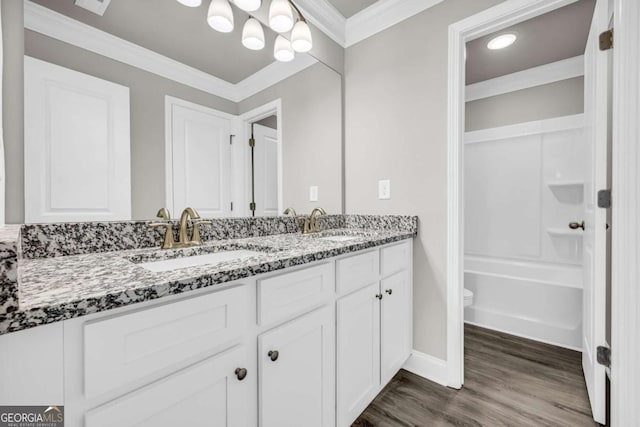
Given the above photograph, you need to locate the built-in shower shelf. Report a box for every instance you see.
[547,181,584,204]
[547,228,584,238]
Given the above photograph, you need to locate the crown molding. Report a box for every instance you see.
[465,55,585,102]
[293,0,347,47]
[23,0,316,103]
[345,0,445,47]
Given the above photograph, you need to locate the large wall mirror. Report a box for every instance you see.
[14,0,342,223]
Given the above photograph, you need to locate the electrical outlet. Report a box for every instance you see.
[309,186,319,202]
[378,180,391,200]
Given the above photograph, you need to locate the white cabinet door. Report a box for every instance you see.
[24,56,131,223]
[380,271,412,385]
[259,306,334,427]
[85,345,250,427]
[166,97,232,217]
[336,283,380,427]
[252,123,280,217]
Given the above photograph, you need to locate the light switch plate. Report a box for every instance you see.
[378,180,391,200]
[309,186,319,202]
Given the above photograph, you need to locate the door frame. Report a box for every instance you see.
[238,99,283,217]
[447,0,640,423]
[164,96,237,217]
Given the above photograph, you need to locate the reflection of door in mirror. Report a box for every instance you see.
[250,120,279,217]
[165,97,232,218]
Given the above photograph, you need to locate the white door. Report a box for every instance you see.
[380,271,412,385]
[337,283,380,427]
[166,97,232,217]
[24,56,131,223]
[259,306,334,427]
[581,0,610,423]
[252,123,279,217]
[85,346,249,427]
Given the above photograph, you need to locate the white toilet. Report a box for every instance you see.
[464,288,474,307]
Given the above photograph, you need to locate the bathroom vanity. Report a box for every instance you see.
[0,215,416,427]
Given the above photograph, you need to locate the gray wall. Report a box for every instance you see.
[3,0,24,224]
[239,63,343,215]
[345,0,504,360]
[23,30,238,221]
[465,77,585,131]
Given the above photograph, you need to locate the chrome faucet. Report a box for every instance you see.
[303,207,327,234]
[150,207,211,249]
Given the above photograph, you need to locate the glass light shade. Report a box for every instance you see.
[233,0,261,12]
[487,33,517,50]
[274,35,295,62]
[207,0,234,33]
[269,0,294,33]
[242,18,265,50]
[177,0,202,6]
[291,20,312,53]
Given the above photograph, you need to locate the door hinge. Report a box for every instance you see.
[230,134,235,145]
[249,202,256,211]
[597,346,611,368]
[249,137,255,148]
[599,29,613,51]
[230,202,233,211]
[598,189,612,208]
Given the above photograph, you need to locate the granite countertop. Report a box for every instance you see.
[3,226,415,335]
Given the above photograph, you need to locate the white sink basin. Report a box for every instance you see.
[319,235,359,242]
[137,250,263,273]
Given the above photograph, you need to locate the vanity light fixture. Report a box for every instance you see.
[207,0,234,33]
[234,0,262,12]
[182,0,311,61]
[242,17,266,50]
[274,35,295,62]
[487,33,518,50]
[176,0,202,7]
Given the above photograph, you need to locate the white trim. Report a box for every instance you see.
[464,114,584,144]
[293,0,346,47]
[464,321,583,352]
[235,55,318,101]
[402,350,448,387]
[346,0,445,47]
[74,0,112,16]
[23,0,316,103]
[447,0,580,390]
[238,99,284,217]
[465,55,585,102]
[0,0,4,226]
[610,0,640,425]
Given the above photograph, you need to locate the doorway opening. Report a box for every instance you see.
[448,0,611,425]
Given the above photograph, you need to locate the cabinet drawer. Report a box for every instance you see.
[258,263,333,327]
[336,250,379,295]
[85,345,248,427]
[84,286,246,399]
[381,240,411,277]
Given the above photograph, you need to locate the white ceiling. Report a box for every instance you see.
[327,0,378,18]
[29,0,279,84]
[465,0,596,84]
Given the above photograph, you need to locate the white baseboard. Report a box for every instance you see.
[402,350,448,387]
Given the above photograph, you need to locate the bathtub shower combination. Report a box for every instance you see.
[464,114,585,350]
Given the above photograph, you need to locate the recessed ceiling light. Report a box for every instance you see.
[487,33,517,50]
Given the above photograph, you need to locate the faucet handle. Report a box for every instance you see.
[191,220,212,245]
[156,208,171,220]
[149,222,175,249]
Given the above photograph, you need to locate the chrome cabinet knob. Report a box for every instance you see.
[268,350,279,362]
[235,368,248,381]
[375,294,383,300]
[385,289,393,295]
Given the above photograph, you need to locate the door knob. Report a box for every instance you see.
[235,368,248,381]
[268,350,279,362]
[385,289,393,295]
[569,221,585,231]
[375,294,383,300]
